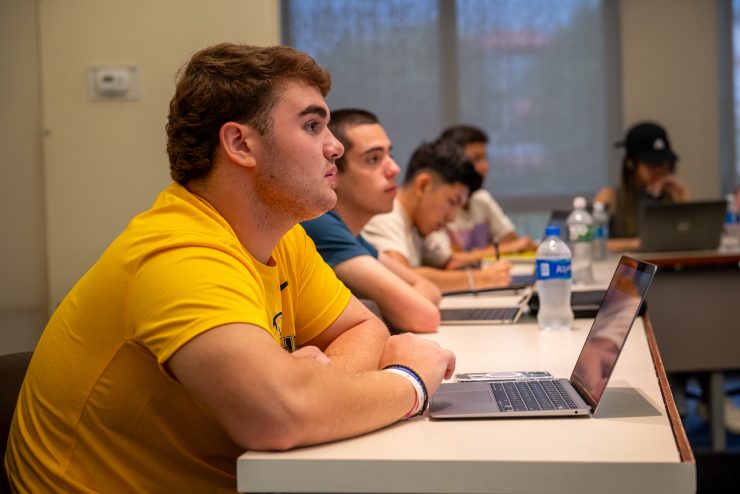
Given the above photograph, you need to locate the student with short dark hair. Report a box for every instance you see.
[438,124,536,263]
[363,139,512,293]
[302,108,442,333]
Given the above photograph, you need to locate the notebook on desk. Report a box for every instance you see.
[637,200,726,252]
[429,256,656,419]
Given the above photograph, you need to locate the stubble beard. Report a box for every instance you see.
[253,135,336,227]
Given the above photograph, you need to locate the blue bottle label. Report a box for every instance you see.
[594,224,608,240]
[536,258,572,280]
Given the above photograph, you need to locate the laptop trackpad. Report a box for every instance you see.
[430,390,496,414]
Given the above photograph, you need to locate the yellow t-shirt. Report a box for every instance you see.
[5,183,350,493]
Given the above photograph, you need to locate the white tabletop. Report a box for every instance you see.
[237,257,695,494]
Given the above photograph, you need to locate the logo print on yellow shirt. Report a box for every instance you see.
[273,311,295,353]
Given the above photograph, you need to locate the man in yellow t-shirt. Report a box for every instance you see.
[5,43,456,493]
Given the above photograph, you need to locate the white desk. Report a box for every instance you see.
[237,259,695,493]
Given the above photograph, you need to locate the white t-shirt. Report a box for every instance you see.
[362,198,451,268]
[446,189,515,250]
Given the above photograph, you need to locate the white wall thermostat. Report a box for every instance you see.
[88,65,139,101]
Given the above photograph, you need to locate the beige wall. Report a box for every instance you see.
[621,0,722,199]
[0,0,46,311]
[37,0,281,312]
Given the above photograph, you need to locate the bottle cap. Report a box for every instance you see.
[573,196,587,209]
[545,226,560,237]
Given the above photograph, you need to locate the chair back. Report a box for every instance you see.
[0,351,33,494]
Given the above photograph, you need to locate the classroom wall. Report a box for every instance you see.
[0,0,49,354]
[0,0,726,350]
[37,0,280,314]
[0,0,46,311]
[621,0,722,200]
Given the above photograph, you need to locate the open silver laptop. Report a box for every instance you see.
[430,256,656,419]
[637,200,726,252]
[439,290,532,325]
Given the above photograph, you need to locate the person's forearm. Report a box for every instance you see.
[446,250,489,269]
[413,266,470,291]
[171,324,453,453]
[411,278,442,305]
[263,334,453,450]
[497,231,518,243]
[414,265,511,292]
[242,361,418,451]
[378,293,440,334]
[322,318,389,372]
[498,241,519,254]
[377,253,442,305]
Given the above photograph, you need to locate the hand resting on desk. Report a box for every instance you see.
[380,333,456,397]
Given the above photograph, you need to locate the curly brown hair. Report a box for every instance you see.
[166,43,331,184]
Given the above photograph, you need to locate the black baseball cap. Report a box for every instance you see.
[615,122,678,165]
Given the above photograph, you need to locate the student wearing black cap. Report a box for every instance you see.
[596,122,740,434]
[594,121,690,238]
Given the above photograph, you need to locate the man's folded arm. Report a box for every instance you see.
[168,322,413,451]
[302,294,390,371]
[168,311,455,451]
[333,256,440,334]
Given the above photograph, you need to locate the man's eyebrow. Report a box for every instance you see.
[360,146,387,156]
[360,143,393,156]
[298,105,327,119]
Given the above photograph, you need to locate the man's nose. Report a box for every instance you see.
[326,131,344,161]
[386,158,400,178]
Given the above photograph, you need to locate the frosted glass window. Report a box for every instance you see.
[283,0,620,212]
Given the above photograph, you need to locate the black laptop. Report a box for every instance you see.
[637,200,726,252]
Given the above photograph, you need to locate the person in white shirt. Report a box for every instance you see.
[437,125,537,267]
[363,139,512,293]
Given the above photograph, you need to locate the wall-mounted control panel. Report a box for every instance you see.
[88,65,139,101]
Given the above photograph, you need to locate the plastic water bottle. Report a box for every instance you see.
[720,193,740,252]
[592,202,609,261]
[535,226,574,331]
[566,196,594,284]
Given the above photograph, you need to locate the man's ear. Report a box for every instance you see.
[414,172,434,196]
[219,122,258,168]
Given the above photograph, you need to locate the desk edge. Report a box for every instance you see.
[642,315,695,464]
[640,252,740,268]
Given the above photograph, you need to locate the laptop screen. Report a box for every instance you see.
[637,200,726,252]
[569,257,656,409]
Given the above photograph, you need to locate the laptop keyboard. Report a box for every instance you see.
[441,307,520,321]
[490,380,579,412]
